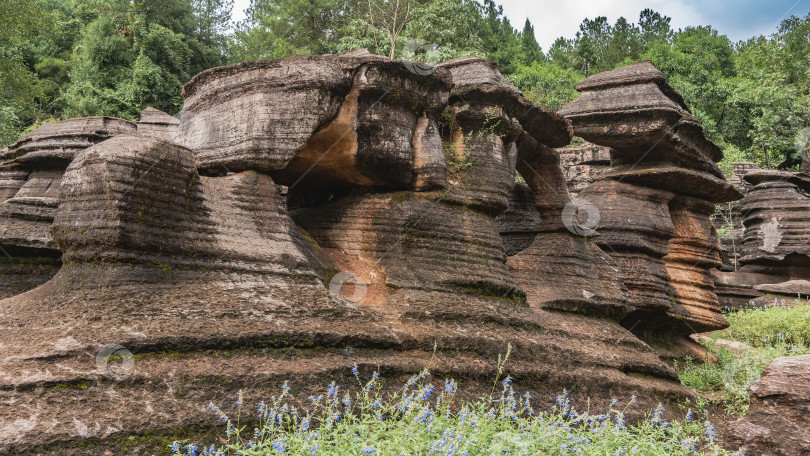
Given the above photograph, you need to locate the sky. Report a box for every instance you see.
[230,0,810,49]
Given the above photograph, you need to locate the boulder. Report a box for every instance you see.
[728,355,810,455]
[754,280,810,299]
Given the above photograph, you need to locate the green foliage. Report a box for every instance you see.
[1,0,231,147]
[677,300,810,416]
[171,368,731,455]
[508,61,584,111]
[401,0,486,62]
[726,16,810,169]
[519,18,543,65]
[715,300,810,347]
[644,26,736,143]
[0,0,43,146]
[231,0,364,60]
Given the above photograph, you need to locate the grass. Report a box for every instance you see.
[712,299,810,348]
[170,368,732,456]
[676,299,810,416]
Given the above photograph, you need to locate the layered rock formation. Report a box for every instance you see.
[559,61,742,339]
[716,162,759,270]
[498,183,632,319]
[0,53,696,455]
[714,169,810,309]
[557,141,611,196]
[711,162,760,309]
[0,117,136,298]
[728,355,810,455]
[136,107,180,141]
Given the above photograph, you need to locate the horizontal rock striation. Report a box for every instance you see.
[560,61,741,338]
[557,141,611,196]
[136,107,180,141]
[0,116,135,168]
[178,49,454,191]
[663,197,727,331]
[499,186,632,319]
[0,118,133,297]
[0,53,697,454]
[713,169,810,309]
[739,170,810,264]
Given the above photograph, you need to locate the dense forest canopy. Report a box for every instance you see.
[3,0,809,173]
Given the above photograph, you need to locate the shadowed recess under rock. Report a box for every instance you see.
[0,54,711,455]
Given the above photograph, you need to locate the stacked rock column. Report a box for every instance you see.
[560,61,742,339]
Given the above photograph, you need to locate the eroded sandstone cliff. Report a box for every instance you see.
[0,53,728,454]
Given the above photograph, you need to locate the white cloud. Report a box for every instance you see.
[232,0,252,24]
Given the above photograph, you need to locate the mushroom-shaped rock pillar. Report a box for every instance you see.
[432,58,633,319]
[0,53,697,454]
[560,61,742,340]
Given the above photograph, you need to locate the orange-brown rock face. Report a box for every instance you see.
[560,61,742,337]
[664,197,727,332]
[0,54,697,455]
